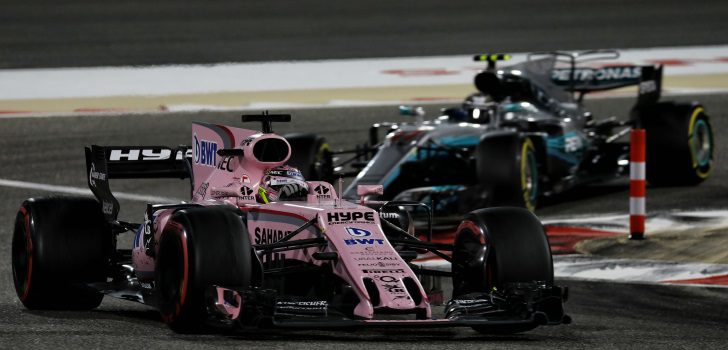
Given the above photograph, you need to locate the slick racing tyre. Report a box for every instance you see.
[452,207,553,334]
[452,207,553,296]
[477,134,539,211]
[12,197,111,310]
[156,206,252,333]
[284,133,333,182]
[636,102,713,185]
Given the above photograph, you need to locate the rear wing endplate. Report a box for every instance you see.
[85,145,192,221]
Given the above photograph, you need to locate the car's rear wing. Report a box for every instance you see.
[528,50,663,104]
[84,145,192,221]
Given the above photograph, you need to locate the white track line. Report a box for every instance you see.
[0,178,183,203]
[417,255,728,287]
[553,255,728,285]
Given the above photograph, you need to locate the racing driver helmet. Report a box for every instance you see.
[258,165,309,203]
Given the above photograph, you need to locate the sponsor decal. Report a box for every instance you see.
[102,200,114,215]
[314,185,330,195]
[354,256,398,262]
[564,135,583,153]
[358,262,401,267]
[327,211,375,224]
[551,66,641,83]
[108,148,175,161]
[193,134,218,167]
[217,156,234,172]
[362,269,405,274]
[181,148,193,160]
[88,163,107,188]
[344,238,385,245]
[345,227,371,237]
[369,275,406,294]
[254,226,289,265]
[313,185,332,199]
[241,137,254,147]
[254,227,291,244]
[140,282,154,290]
[240,186,255,201]
[143,209,153,248]
[378,275,398,282]
[452,299,489,305]
[194,182,209,198]
[380,212,399,219]
[267,169,303,178]
[241,174,250,183]
[276,300,328,307]
[639,80,657,94]
[275,300,328,313]
[382,283,406,294]
[210,190,231,198]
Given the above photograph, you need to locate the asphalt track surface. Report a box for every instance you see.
[2,1,728,348]
[2,0,728,68]
[1,95,728,348]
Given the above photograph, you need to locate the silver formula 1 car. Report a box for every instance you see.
[12,114,568,334]
[289,51,713,215]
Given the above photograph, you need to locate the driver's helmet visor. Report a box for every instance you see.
[266,177,306,192]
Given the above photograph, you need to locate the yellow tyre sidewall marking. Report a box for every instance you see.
[520,138,536,211]
[687,107,711,179]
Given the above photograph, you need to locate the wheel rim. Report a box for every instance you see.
[521,139,538,210]
[454,221,495,294]
[12,208,33,301]
[691,118,711,168]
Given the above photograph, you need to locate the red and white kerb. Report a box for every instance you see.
[629,129,646,240]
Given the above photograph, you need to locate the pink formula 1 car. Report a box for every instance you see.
[11,114,569,334]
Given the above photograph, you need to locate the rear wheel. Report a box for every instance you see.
[452,207,553,334]
[156,206,252,333]
[12,197,111,310]
[637,103,713,185]
[284,133,332,182]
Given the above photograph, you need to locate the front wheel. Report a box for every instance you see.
[452,207,553,296]
[451,207,554,334]
[155,206,252,333]
[284,133,333,182]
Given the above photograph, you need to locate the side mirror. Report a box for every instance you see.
[399,105,425,117]
[357,185,384,197]
[357,185,384,205]
[399,105,425,124]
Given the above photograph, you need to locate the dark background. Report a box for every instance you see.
[2,0,728,68]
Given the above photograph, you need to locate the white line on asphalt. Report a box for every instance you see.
[553,255,728,287]
[416,255,728,287]
[0,178,183,203]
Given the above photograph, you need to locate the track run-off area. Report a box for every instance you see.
[1,45,728,115]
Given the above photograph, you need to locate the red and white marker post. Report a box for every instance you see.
[629,128,646,240]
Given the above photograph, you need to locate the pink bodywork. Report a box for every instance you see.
[132,122,431,319]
